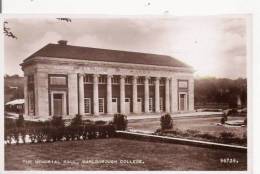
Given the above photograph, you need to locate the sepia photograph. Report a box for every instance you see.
[3,15,249,171]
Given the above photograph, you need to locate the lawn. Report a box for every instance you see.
[5,138,246,170]
[128,116,247,138]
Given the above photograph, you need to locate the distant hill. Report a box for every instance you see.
[4,75,24,103]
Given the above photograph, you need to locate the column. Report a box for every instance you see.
[188,78,195,111]
[24,76,28,116]
[144,76,150,113]
[165,77,170,112]
[79,74,85,115]
[155,77,160,113]
[132,76,138,113]
[120,75,126,114]
[107,75,112,114]
[170,76,178,113]
[93,74,99,116]
[68,73,79,116]
[35,72,49,118]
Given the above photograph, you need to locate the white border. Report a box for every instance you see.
[1,0,259,173]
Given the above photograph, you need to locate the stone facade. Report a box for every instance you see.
[21,44,195,118]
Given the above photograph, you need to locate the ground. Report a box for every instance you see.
[5,138,246,171]
[128,115,246,138]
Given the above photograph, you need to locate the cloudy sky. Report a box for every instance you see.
[4,15,248,79]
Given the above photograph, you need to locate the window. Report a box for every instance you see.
[160,97,164,111]
[125,98,130,102]
[112,98,117,102]
[160,79,165,85]
[149,98,153,112]
[84,98,91,114]
[99,76,107,84]
[112,76,120,84]
[99,98,104,113]
[125,77,132,84]
[137,77,144,84]
[149,78,155,85]
[178,80,188,89]
[137,98,142,102]
[50,76,66,85]
[84,74,93,83]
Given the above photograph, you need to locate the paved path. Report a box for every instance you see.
[5,111,223,122]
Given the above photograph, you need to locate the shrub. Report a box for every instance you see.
[113,114,127,130]
[51,116,64,128]
[16,114,25,128]
[71,114,83,127]
[220,117,226,124]
[95,120,107,125]
[160,114,173,130]
[186,129,200,136]
[219,132,235,144]
[244,118,247,126]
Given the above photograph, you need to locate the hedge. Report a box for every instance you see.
[5,122,115,145]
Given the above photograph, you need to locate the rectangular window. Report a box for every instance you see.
[137,77,144,84]
[84,74,93,83]
[99,76,107,84]
[99,98,104,113]
[50,76,66,85]
[149,78,155,85]
[137,98,142,102]
[160,79,165,85]
[125,98,130,102]
[84,98,91,114]
[178,80,188,89]
[125,77,132,84]
[112,76,120,84]
[160,97,164,111]
[149,98,153,112]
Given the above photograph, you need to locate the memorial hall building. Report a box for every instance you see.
[21,40,194,118]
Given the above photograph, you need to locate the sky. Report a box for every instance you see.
[4,15,248,79]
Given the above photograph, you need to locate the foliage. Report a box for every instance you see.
[16,114,25,127]
[4,21,17,39]
[160,114,173,130]
[112,114,128,130]
[155,128,247,146]
[5,117,115,145]
[51,116,64,128]
[194,77,247,108]
[244,118,247,126]
[70,114,83,127]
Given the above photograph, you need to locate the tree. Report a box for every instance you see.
[4,18,72,39]
[4,21,17,39]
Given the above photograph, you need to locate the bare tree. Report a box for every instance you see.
[4,21,17,39]
[4,18,72,39]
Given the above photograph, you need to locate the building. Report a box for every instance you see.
[5,99,24,113]
[20,40,194,118]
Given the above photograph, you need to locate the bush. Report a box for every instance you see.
[71,114,83,127]
[160,114,173,130]
[16,114,24,128]
[95,120,107,125]
[113,114,127,130]
[244,118,247,126]
[220,117,226,124]
[219,132,235,144]
[51,116,64,128]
